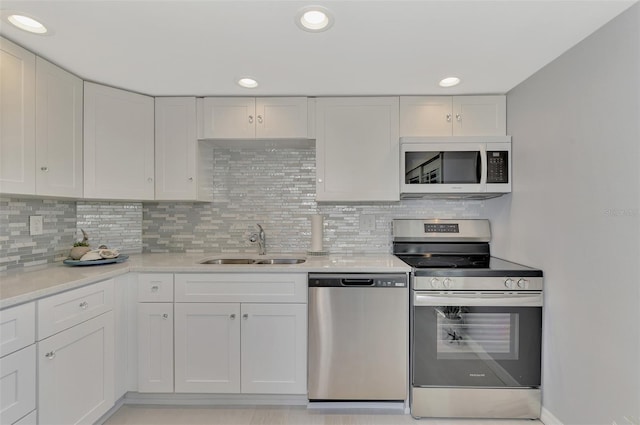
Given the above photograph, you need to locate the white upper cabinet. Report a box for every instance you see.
[400,95,506,137]
[83,82,155,200]
[35,57,83,198]
[155,97,212,202]
[315,97,400,202]
[198,97,309,139]
[0,38,36,195]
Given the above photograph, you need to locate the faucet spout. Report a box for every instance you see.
[250,224,266,255]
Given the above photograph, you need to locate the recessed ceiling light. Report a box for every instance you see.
[439,77,461,88]
[237,77,258,89]
[296,6,334,32]
[7,14,48,34]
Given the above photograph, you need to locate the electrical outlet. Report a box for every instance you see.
[30,215,43,236]
[359,214,376,231]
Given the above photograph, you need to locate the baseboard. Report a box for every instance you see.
[307,401,405,411]
[541,406,564,425]
[122,392,308,406]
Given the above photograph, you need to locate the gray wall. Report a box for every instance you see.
[488,4,640,424]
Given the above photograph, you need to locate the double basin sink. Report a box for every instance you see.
[199,257,306,265]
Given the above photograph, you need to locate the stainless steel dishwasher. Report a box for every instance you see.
[308,273,409,401]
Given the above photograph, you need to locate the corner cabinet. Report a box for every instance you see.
[315,97,400,202]
[83,82,154,200]
[155,97,213,201]
[400,95,506,137]
[197,97,309,139]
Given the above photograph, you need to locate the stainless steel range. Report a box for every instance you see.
[392,219,543,419]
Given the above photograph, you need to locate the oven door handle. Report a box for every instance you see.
[414,292,543,307]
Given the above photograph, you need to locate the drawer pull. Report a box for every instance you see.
[230,314,236,320]
[45,351,56,360]
[79,301,89,309]
[243,314,249,320]
[151,285,159,292]
[162,314,169,319]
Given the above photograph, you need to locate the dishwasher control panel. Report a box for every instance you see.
[308,273,408,288]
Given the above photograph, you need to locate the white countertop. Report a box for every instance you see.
[0,253,410,309]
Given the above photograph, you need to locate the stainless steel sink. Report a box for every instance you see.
[199,258,256,265]
[199,257,305,265]
[253,258,306,265]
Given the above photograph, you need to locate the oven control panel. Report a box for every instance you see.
[413,276,543,291]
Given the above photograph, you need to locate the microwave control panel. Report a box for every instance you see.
[487,151,509,183]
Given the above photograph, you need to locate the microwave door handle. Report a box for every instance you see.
[480,147,488,185]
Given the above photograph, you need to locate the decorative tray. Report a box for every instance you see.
[63,255,129,267]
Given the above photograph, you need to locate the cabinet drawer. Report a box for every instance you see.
[37,279,114,340]
[175,273,307,303]
[0,344,36,425]
[138,273,174,302]
[0,303,35,357]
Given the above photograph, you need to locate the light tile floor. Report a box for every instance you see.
[104,405,544,425]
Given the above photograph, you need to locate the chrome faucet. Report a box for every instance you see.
[249,224,266,255]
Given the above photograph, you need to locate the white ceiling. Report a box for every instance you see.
[0,0,637,97]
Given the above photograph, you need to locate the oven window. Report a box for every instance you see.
[412,305,541,388]
[436,308,518,360]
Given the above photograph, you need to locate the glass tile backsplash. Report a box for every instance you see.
[1,145,488,270]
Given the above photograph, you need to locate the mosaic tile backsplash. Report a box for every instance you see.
[0,197,76,271]
[143,145,487,254]
[1,145,490,270]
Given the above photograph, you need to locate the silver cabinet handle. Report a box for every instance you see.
[188,177,193,182]
[41,166,49,172]
[257,115,263,124]
[242,314,249,320]
[456,113,462,121]
[230,314,236,320]
[147,177,153,183]
[79,301,89,309]
[45,351,56,359]
[162,313,169,319]
[248,115,254,124]
[446,114,452,122]
[151,285,159,292]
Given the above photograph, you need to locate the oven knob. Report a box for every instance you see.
[442,278,452,288]
[517,279,528,289]
[504,278,514,289]
[430,278,440,288]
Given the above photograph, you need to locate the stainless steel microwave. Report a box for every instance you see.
[400,136,511,199]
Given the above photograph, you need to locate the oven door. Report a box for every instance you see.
[412,291,542,388]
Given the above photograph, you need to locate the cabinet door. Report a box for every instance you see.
[315,97,399,202]
[0,302,35,358]
[174,303,240,393]
[83,82,154,200]
[255,97,308,139]
[0,345,36,425]
[0,37,36,195]
[38,311,114,425]
[200,98,255,139]
[35,57,83,198]
[155,97,198,200]
[137,303,173,393]
[453,95,506,136]
[241,303,307,394]
[399,96,453,137]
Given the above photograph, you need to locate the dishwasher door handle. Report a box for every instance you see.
[341,279,375,286]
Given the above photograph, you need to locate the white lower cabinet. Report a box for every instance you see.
[240,303,307,394]
[174,303,240,393]
[37,311,114,425]
[0,345,36,425]
[174,302,306,395]
[137,303,174,393]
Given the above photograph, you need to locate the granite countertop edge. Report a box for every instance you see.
[0,253,411,309]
